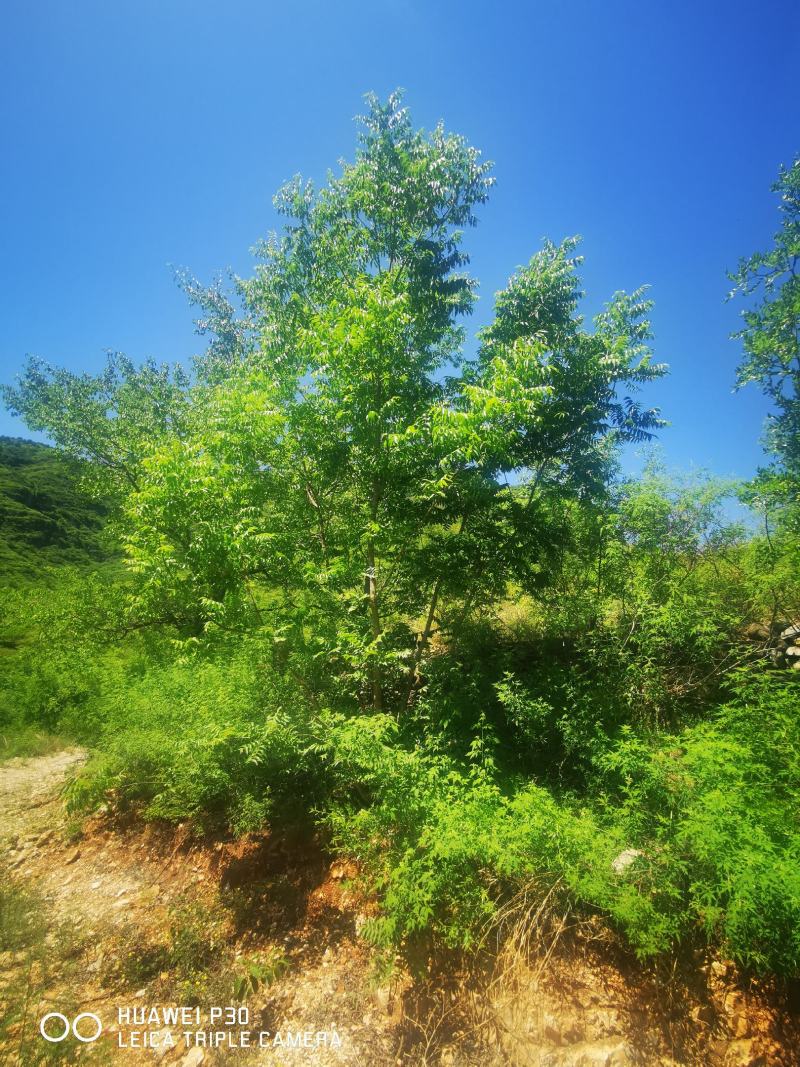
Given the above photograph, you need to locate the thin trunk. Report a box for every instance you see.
[405,575,442,709]
[405,514,469,708]
[367,480,383,711]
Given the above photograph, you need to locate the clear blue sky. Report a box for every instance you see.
[1,0,798,481]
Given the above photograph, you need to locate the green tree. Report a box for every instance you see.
[2,353,189,500]
[2,93,667,707]
[728,155,800,523]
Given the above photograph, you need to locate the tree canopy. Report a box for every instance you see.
[3,92,666,707]
[729,155,800,524]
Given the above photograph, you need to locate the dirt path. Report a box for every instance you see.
[1,751,401,1066]
[1,752,798,1067]
[1,748,87,842]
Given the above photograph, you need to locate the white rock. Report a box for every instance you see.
[611,849,644,874]
[182,1049,205,1067]
[152,1029,173,1060]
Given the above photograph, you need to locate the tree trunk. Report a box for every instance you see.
[366,536,383,711]
[405,575,442,708]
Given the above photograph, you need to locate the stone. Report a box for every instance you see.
[730,1013,750,1039]
[785,645,800,656]
[691,1003,715,1024]
[152,1029,173,1060]
[64,848,81,865]
[372,985,392,1013]
[181,1050,205,1067]
[723,991,745,1015]
[562,1040,632,1066]
[780,623,800,641]
[724,1038,756,1066]
[611,849,644,874]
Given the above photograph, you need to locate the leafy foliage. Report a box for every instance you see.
[0,436,110,581]
[729,154,800,526]
[2,96,799,981]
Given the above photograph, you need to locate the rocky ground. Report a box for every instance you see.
[1,751,798,1066]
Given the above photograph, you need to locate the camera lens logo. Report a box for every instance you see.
[39,1012,102,1043]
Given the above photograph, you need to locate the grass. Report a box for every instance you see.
[0,730,74,763]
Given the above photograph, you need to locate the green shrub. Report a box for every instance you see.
[65,642,318,834]
[316,669,800,976]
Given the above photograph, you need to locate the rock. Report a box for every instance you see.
[90,880,102,890]
[611,849,644,874]
[730,1013,750,1039]
[586,1008,623,1035]
[793,660,800,671]
[65,848,81,865]
[785,645,800,656]
[744,623,769,641]
[372,985,392,1013]
[560,1040,632,1066]
[575,986,600,1010]
[723,991,745,1015]
[724,1038,757,1066]
[181,1049,205,1067]
[711,960,728,978]
[691,1003,715,1024]
[152,1029,173,1060]
[36,829,54,846]
[542,1012,563,1044]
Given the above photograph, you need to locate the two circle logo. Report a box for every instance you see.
[39,1012,102,1043]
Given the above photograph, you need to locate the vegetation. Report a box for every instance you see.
[2,96,798,980]
[0,436,110,582]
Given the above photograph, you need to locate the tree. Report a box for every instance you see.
[728,155,800,523]
[2,93,667,707]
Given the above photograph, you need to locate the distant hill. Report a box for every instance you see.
[0,437,112,581]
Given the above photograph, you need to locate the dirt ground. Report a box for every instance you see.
[1,751,798,1066]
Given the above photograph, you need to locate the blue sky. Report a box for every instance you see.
[1,0,798,482]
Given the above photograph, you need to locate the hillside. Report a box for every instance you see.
[0,436,110,581]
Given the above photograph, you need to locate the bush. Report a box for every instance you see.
[65,641,319,834]
[316,669,800,976]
